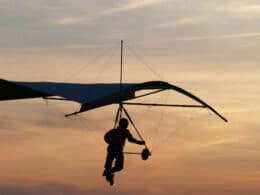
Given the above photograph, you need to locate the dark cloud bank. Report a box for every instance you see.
[0,182,259,195]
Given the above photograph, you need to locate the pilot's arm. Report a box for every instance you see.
[127,130,145,145]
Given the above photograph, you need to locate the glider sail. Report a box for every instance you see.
[0,79,227,122]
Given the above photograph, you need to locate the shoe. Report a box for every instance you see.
[106,173,114,186]
[102,169,107,176]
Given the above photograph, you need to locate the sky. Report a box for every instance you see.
[0,0,260,194]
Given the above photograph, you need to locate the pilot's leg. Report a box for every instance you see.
[111,152,124,173]
[104,152,114,174]
[103,152,115,186]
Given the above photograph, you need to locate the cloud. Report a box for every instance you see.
[101,0,169,15]
[4,182,260,195]
[222,2,260,15]
[1,0,260,49]
[157,16,204,28]
[47,0,170,26]
[0,182,167,195]
[49,17,88,25]
[0,182,115,195]
[144,32,260,43]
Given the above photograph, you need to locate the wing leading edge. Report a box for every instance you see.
[78,81,227,122]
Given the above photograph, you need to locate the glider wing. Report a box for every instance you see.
[0,79,227,122]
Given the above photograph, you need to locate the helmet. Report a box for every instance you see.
[119,118,128,129]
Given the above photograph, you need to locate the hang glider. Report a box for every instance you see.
[0,79,227,122]
[0,41,228,184]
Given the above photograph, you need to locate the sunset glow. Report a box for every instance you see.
[0,1,260,194]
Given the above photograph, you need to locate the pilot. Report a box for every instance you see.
[103,118,145,185]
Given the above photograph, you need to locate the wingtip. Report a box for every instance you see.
[65,111,78,117]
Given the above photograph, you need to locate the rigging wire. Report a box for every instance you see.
[74,115,104,145]
[150,91,171,152]
[41,98,89,132]
[124,41,171,151]
[45,44,118,120]
[127,89,167,149]
[49,99,105,146]
[63,44,117,82]
[52,101,104,146]
[125,43,165,81]
[122,107,149,149]
[92,46,118,82]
